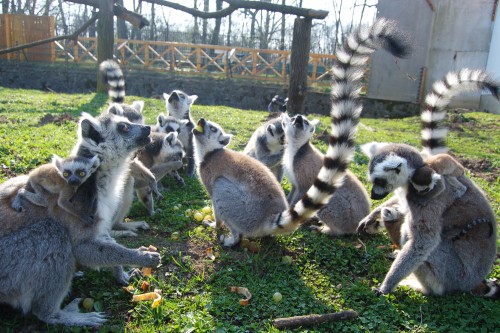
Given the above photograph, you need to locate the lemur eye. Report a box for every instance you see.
[119,123,130,133]
[78,171,86,177]
[209,126,217,133]
[63,171,70,178]
[304,119,309,125]
[179,94,185,99]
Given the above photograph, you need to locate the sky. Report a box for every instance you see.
[121,0,378,29]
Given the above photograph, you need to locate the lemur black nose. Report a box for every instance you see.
[295,115,304,124]
[168,92,179,103]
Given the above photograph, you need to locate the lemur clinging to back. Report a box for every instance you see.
[11,154,100,226]
[358,68,499,297]
[193,18,413,246]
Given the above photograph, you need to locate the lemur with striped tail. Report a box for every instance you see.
[358,69,499,297]
[192,18,413,246]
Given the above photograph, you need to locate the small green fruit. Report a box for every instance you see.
[272,292,282,302]
[82,297,94,310]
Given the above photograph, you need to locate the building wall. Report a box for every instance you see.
[370,0,498,112]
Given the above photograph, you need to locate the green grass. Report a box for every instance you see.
[0,87,499,333]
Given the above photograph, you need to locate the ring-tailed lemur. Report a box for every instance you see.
[243,117,285,181]
[11,154,100,226]
[282,112,370,235]
[163,90,197,177]
[359,69,499,297]
[153,113,190,186]
[193,18,413,246]
[135,131,185,216]
[267,95,288,113]
[0,111,160,327]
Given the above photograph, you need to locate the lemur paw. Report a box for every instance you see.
[357,214,378,235]
[141,251,161,267]
[220,234,239,247]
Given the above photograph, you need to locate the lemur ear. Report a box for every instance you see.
[107,103,124,116]
[266,124,276,136]
[188,95,198,105]
[360,142,389,158]
[219,134,232,147]
[163,92,169,101]
[52,154,63,170]
[165,132,177,145]
[132,101,144,113]
[90,155,100,169]
[79,113,103,144]
[157,113,167,126]
[280,112,291,126]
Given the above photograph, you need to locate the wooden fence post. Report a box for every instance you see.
[287,17,312,115]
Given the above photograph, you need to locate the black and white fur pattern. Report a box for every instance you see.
[358,69,499,297]
[274,18,413,233]
[153,113,190,186]
[135,131,184,216]
[164,90,197,177]
[243,117,285,181]
[281,112,371,235]
[0,111,160,327]
[193,18,412,246]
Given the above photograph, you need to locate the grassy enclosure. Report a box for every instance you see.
[0,88,498,333]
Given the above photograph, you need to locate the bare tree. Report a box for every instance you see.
[58,0,68,35]
[280,0,285,50]
[201,0,208,43]
[210,0,222,46]
[116,0,128,39]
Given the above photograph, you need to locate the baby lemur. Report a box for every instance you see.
[11,154,100,225]
[359,153,467,247]
[0,111,160,327]
[193,18,412,246]
[358,69,499,297]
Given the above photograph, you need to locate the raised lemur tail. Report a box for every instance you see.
[99,60,125,103]
[421,69,500,157]
[275,18,413,232]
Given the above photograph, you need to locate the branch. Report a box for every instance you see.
[143,0,328,19]
[65,0,150,28]
[272,310,359,329]
[0,14,98,56]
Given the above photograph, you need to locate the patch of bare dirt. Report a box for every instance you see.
[452,154,498,183]
[37,113,76,127]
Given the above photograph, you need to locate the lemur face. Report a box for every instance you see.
[282,114,319,148]
[163,90,198,120]
[266,120,285,147]
[192,118,232,158]
[156,114,189,134]
[362,142,421,200]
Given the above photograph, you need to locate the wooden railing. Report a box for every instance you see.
[53,37,336,87]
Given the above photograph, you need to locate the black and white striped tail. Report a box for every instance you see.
[99,60,125,103]
[451,218,493,241]
[421,69,500,157]
[276,18,413,231]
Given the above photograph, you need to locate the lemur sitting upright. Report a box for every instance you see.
[163,90,197,177]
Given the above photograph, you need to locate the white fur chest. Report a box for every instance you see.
[283,144,298,186]
[96,161,130,234]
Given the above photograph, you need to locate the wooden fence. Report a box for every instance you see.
[0,13,337,87]
[53,38,336,87]
[0,14,55,61]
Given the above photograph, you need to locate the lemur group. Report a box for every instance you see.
[0,18,498,327]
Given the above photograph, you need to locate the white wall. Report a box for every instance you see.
[481,9,500,114]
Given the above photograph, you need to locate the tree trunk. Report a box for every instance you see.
[2,0,9,13]
[201,0,208,44]
[280,0,285,50]
[58,0,68,35]
[192,0,199,43]
[149,2,155,40]
[287,17,311,115]
[116,0,128,39]
[226,13,231,45]
[97,0,115,93]
[210,0,222,46]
